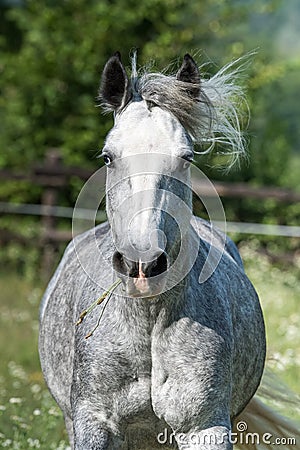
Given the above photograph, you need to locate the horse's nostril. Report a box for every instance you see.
[112,251,168,278]
[113,252,138,277]
[145,252,168,277]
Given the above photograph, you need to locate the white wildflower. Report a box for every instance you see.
[9,397,22,404]
[8,361,27,382]
[48,406,60,416]
[27,438,41,448]
[30,384,42,394]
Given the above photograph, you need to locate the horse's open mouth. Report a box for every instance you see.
[124,275,167,298]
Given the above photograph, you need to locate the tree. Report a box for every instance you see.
[0,0,286,167]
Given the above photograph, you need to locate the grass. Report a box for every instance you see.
[238,240,300,396]
[0,242,299,448]
[0,274,68,449]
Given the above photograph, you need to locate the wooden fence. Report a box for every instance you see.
[1,148,300,278]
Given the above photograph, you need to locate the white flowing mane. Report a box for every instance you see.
[129,55,250,167]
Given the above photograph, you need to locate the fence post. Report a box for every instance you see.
[40,149,62,280]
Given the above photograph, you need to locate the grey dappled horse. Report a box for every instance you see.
[40,53,276,449]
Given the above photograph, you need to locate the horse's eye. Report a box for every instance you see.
[181,154,193,169]
[103,154,112,166]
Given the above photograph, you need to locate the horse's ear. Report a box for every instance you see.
[99,52,131,111]
[176,54,200,98]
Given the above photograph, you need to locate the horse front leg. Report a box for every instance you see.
[73,406,126,450]
[174,425,232,450]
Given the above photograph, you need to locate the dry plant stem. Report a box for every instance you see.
[75,279,121,326]
[85,288,114,339]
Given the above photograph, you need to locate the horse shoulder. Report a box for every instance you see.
[38,222,111,417]
[39,222,111,322]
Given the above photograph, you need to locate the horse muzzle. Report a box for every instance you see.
[112,250,168,298]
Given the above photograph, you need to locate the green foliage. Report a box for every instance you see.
[1,0,297,174]
[0,274,67,449]
[239,241,300,404]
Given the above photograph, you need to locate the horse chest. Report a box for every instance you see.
[74,320,154,412]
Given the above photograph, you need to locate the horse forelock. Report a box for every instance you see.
[115,54,250,168]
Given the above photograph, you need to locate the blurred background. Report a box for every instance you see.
[0,0,299,448]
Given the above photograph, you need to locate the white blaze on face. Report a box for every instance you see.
[133,259,149,293]
[106,101,193,295]
[127,171,160,252]
[113,105,172,254]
